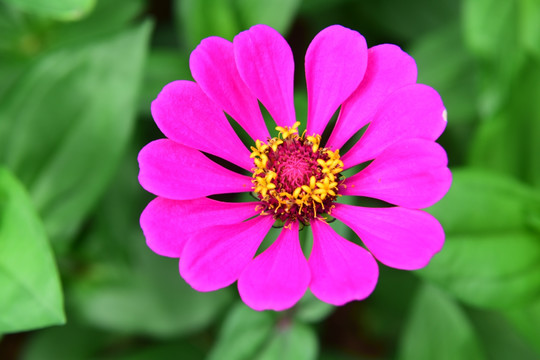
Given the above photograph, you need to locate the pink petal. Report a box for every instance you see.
[326,44,418,150]
[151,80,253,171]
[233,24,296,127]
[309,219,379,306]
[341,84,447,169]
[138,139,252,200]
[238,222,310,311]
[180,215,275,292]
[190,37,270,142]
[331,204,444,270]
[342,139,452,209]
[305,25,367,136]
[141,197,260,258]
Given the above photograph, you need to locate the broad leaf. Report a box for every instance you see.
[419,170,540,308]
[469,308,540,360]
[0,21,152,252]
[469,59,540,187]
[208,303,275,360]
[69,147,232,338]
[0,167,64,333]
[209,302,318,360]
[505,299,540,356]
[398,284,485,360]
[4,0,95,21]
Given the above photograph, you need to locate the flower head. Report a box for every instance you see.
[138,24,451,311]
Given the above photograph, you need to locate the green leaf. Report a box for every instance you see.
[295,290,335,324]
[21,322,107,360]
[463,0,526,114]
[419,170,540,309]
[398,284,485,360]
[235,0,301,35]
[0,20,152,252]
[469,58,540,187]
[138,49,191,116]
[468,308,540,360]
[48,0,146,48]
[71,253,232,338]
[209,302,318,360]
[410,23,479,123]
[4,0,96,21]
[505,299,540,355]
[67,147,231,338]
[175,0,241,50]
[0,166,64,333]
[208,303,275,360]
[520,0,540,58]
[256,321,318,360]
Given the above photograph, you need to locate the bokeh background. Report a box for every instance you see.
[1,0,540,359]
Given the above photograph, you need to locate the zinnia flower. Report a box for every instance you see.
[138,24,451,311]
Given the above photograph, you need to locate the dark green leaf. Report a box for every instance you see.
[70,253,232,338]
[4,0,96,21]
[468,308,540,360]
[69,147,232,338]
[139,49,191,116]
[21,322,107,360]
[0,166,64,333]
[0,21,152,252]
[505,299,540,356]
[410,23,479,123]
[398,284,485,360]
[419,170,540,308]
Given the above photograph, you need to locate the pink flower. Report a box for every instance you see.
[138,24,451,311]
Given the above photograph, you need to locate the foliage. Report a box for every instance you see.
[0,0,539,359]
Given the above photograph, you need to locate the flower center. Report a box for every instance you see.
[250,122,345,224]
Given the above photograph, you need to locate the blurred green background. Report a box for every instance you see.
[1,0,540,359]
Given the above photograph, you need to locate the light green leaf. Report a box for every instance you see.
[0,166,64,333]
[209,302,318,360]
[256,321,318,360]
[0,21,152,252]
[469,58,540,187]
[48,0,146,48]
[4,0,96,21]
[463,0,525,114]
[295,290,335,324]
[419,170,540,308]
[235,0,301,34]
[175,0,241,50]
[463,0,518,59]
[398,284,485,360]
[208,302,275,360]
[520,0,540,58]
